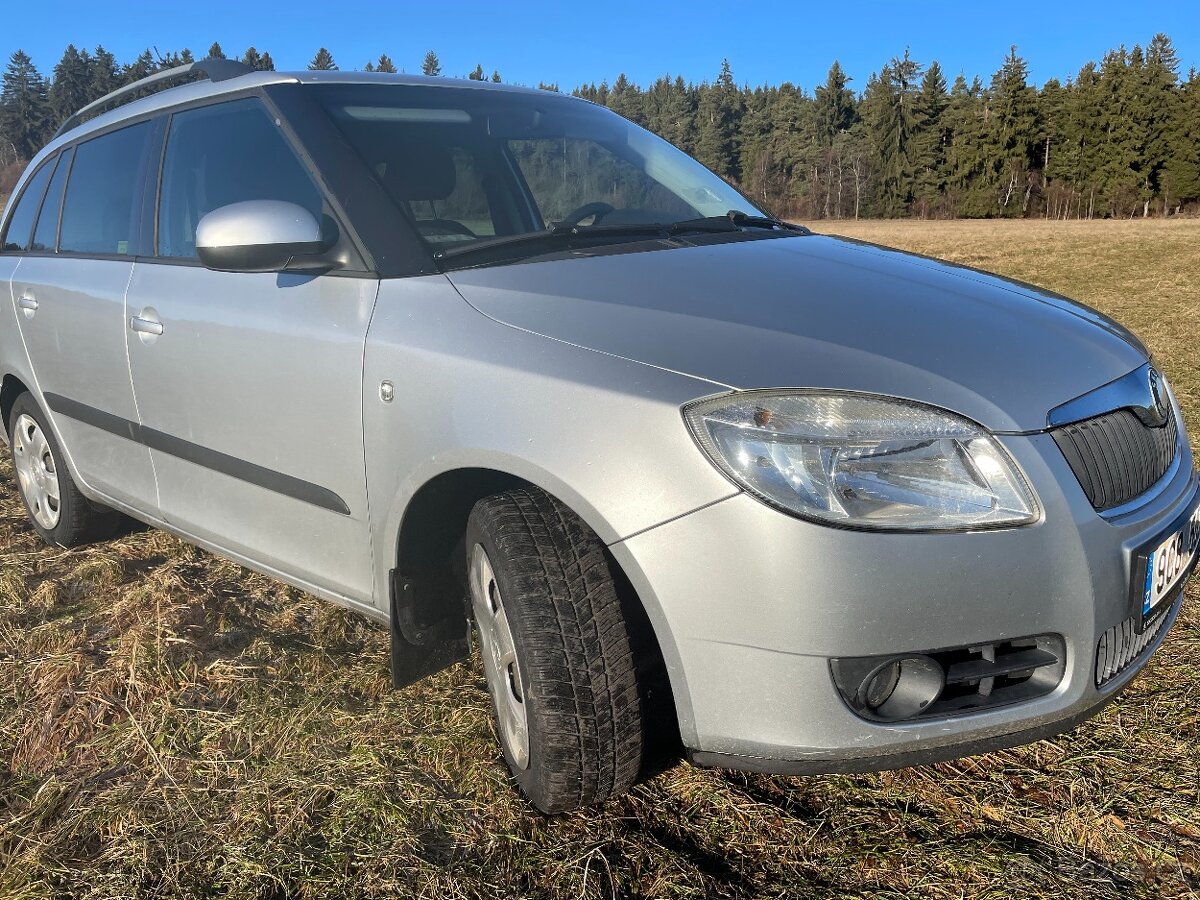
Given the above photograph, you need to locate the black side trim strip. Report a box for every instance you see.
[44,392,140,442]
[43,392,351,516]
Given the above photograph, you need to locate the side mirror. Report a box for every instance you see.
[196,200,329,273]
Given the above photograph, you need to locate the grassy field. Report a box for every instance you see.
[1,219,1199,899]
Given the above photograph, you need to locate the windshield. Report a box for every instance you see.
[310,83,768,255]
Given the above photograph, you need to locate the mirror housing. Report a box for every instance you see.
[196,200,329,273]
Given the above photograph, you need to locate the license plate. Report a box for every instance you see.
[1135,500,1200,628]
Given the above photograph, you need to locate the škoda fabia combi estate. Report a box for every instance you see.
[1,60,1195,813]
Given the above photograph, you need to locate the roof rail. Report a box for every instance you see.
[53,58,253,139]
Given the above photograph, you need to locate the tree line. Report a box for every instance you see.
[2,35,1198,219]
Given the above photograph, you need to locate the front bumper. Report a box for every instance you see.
[609,429,1196,772]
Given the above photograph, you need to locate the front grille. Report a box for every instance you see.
[1095,598,1177,686]
[1052,406,1177,511]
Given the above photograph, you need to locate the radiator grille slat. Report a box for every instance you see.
[1052,407,1176,511]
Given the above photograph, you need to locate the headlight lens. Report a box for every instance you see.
[684,391,1039,531]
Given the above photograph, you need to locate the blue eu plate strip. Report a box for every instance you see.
[1143,552,1155,615]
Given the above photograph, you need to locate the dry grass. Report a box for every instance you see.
[1,219,1199,899]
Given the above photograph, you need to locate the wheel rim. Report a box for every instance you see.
[470,543,530,770]
[12,414,61,530]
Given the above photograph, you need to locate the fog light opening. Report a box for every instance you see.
[863,661,902,708]
[858,655,945,720]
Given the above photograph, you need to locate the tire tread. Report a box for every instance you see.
[470,487,643,812]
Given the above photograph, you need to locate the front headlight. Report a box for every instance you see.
[684,391,1039,531]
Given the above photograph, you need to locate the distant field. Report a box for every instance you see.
[1,220,1198,898]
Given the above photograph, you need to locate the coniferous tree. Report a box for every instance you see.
[491,70,501,83]
[659,76,697,153]
[123,50,157,85]
[88,46,120,100]
[607,73,644,125]
[737,84,780,208]
[1141,34,1182,214]
[1094,47,1142,216]
[48,45,90,128]
[376,54,397,74]
[0,51,51,159]
[1038,77,1070,217]
[1162,69,1200,212]
[814,61,855,145]
[309,48,337,71]
[422,51,442,77]
[242,47,275,71]
[942,73,989,215]
[910,61,949,215]
[863,50,922,215]
[207,42,226,60]
[469,64,485,81]
[986,47,1040,214]
[695,59,743,180]
[153,48,193,70]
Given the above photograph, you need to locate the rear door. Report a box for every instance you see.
[1,154,57,396]
[125,96,379,605]
[10,122,160,511]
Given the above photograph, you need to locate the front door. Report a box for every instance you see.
[125,97,379,605]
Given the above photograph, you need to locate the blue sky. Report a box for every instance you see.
[5,0,1199,92]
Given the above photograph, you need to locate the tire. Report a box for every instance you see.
[466,487,644,813]
[7,392,122,547]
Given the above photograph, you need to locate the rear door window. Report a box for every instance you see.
[157,98,324,259]
[1,156,56,252]
[59,121,154,256]
[31,148,73,252]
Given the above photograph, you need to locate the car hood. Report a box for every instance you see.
[446,234,1148,432]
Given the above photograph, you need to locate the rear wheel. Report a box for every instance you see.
[8,392,122,547]
[466,487,644,813]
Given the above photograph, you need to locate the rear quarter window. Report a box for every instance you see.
[59,121,154,256]
[31,148,73,252]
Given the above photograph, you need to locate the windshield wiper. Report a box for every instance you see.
[434,210,806,270]
[435,223,664,266]
[713,210,808,232]
[660,211,809,237]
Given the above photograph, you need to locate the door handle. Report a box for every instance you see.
[129,316,164,336]
[18,296,38,312]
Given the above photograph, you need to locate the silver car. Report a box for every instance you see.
[2,61,1196,814]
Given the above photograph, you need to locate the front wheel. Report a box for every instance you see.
[466,487,644,813]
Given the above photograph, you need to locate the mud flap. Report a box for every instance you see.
[390,570,471,688]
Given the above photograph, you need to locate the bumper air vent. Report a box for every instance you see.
[1096,597,1179,687]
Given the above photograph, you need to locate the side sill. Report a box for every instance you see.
[75,487,387,625]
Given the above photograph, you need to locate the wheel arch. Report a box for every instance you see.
[1,373,31,440]
[388,464,688,743]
